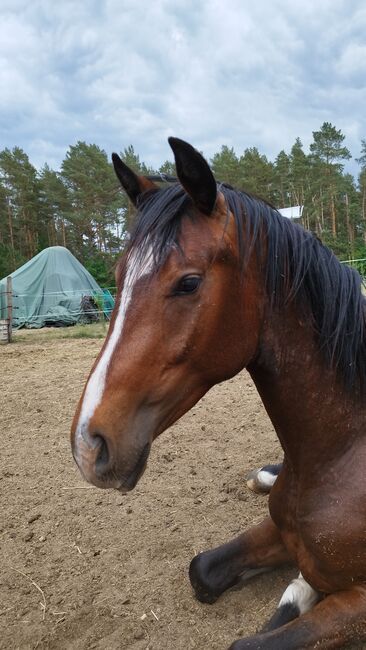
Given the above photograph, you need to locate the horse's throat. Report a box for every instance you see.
[247,312,355,467]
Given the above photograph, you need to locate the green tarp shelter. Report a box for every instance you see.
[0,246,105,329]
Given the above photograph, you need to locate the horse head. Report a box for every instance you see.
[70,138,265,491]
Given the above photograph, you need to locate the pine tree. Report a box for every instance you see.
[118,145,154,232]
[356,140,366,245]
[38,165,71,248]
[239,147,275,201]
[211,146,240,186]
[273,150,291,207]
[61,142,121,259]
[159,160,176,176]
[0,129,365,284]
[309,123,351,238]
[0,147,41,259]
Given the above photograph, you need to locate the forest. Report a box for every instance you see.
[0,122,366,285]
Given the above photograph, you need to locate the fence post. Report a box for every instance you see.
[7,276,12,342]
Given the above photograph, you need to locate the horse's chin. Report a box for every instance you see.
[116,465,147,493]
[115,442,151,493]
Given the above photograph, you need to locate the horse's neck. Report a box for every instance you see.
[247,307,362,469]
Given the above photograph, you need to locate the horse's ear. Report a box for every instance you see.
[112,153,156,205]
[168,137,217,215]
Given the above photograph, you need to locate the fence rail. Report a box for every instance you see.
[2,284,115,332]
[341,258,366,276]
[13,308,112,324]
[13,287,117,298]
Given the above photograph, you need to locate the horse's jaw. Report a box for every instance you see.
[71,375,210,492]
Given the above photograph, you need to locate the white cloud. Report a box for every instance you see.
[336,43,366,77]
[0,0,365,177]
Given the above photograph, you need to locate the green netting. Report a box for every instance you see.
[0,246,106,329]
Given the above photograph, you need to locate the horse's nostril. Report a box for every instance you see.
[94,434,110,475]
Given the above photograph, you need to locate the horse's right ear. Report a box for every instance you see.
[168,137,217,215]
[112,153,155,205]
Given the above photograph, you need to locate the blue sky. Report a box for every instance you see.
[1,0,365,177]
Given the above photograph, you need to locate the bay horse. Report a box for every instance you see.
[71,137,366,649]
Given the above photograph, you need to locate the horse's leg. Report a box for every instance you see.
[229,586,366,649]
[189,516,291,603]
[261,572,321,632]
[246,462,283,493]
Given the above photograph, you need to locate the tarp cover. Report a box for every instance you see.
[0,246,103,328]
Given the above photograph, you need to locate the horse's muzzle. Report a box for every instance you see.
[72,424,151,491]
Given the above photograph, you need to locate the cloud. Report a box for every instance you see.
[336,43,366,78]
[0,0,365,178]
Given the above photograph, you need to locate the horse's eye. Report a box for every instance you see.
[174,275,202,295]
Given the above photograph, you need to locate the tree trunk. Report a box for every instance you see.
[312,196,322,235]
[319,188,325,230]
[47,222,52,247]
[61,220,66,247]
[330,193,337,238]
[7,202,15,266]
[344,193,354,257]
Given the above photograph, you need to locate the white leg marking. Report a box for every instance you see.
[247,468,278,492]
[278,573,320,615]
[75,244,153,447]
[255,469,278,490]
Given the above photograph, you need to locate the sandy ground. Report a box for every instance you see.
[0,333,361,649]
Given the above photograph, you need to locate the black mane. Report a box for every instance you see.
[125,183,366,395]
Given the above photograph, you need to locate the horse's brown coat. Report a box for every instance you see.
[71,138,366,649]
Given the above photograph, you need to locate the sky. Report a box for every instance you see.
[0,0,365,177]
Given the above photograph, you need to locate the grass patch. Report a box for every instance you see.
[64,322,108,339]
[13,321,108,343]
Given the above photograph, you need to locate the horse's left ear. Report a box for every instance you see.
[168,137,217,215]
[112,153,156,205]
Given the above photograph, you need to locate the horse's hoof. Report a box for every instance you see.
[189,553,220,603]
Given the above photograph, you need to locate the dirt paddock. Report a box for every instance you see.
[0,331,361,649]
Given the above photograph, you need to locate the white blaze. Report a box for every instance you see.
[75,245,154,445]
